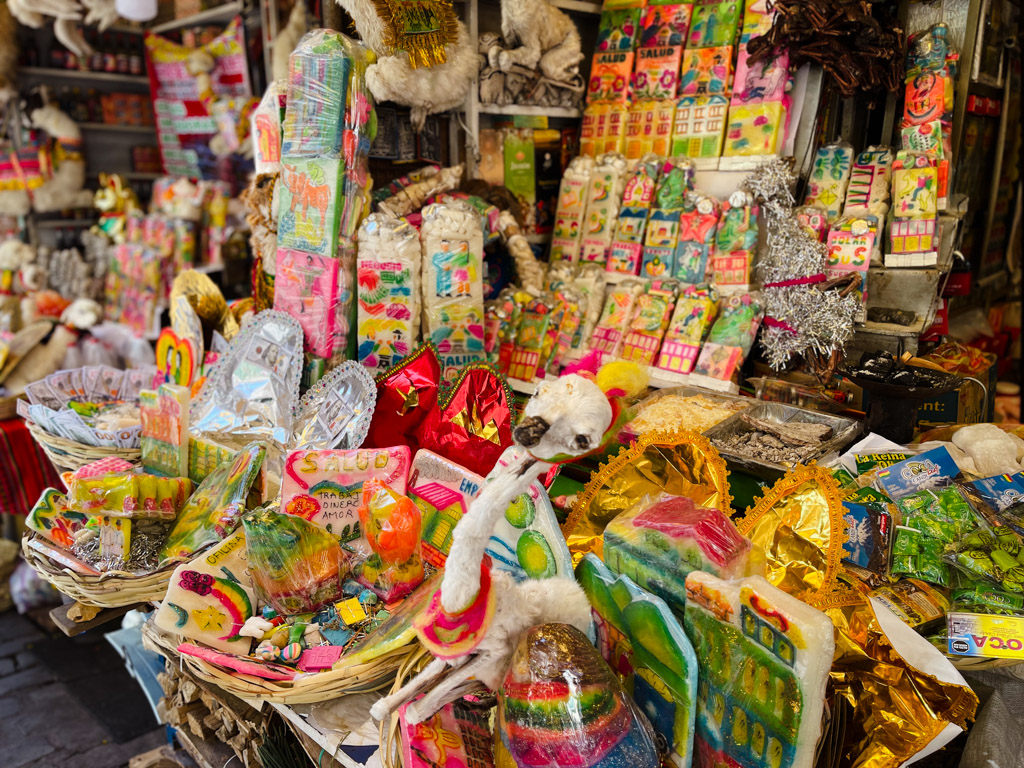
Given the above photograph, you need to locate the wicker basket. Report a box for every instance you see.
[143,620,418,705]
[378,645,434,768]
[27,421,141,474]
[21,533,173,608]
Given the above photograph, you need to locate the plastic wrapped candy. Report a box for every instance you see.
[243,506,352,615]
[588,279,645,357]
[619,280,679,365]
[497,623,660,768]
[607,155,661,276]
[580,152,629,264]
[276,29,375,372]
[804,141,854,222]
[159,443,266,564]
[66,470,193,519]
[420,201,486,368]
[683,573,834,768]
[550,155,597,263]
[604,494,756,613]
[356,479,425,601]
[356,214,422,375]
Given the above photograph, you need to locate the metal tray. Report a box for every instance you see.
[704,401,862,481]
[624,386,754,439]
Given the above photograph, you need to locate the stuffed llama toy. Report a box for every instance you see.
[334,0,478,131]
[488,0,583,82]
[29,103,94,213]
[8,0,118,57]
[272,1,308,82]
[370,362,647,724]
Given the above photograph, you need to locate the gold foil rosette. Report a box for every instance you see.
[736,465,978,768]
[563,430,731,561]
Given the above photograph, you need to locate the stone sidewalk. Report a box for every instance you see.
[0,610,166,768]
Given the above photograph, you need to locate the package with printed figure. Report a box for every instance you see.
[275,29,375,369]
[420,201,486,364]
[243,506,352,615]
[579,152,629,263]
[356,214,421,374]
[356,479,425,601]
[588,279,646,357]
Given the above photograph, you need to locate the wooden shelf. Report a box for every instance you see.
[33,217,96,228]
[20,67,149,86]
[478,103,582,118]
[80,123,156,133]
[149,2,245,33]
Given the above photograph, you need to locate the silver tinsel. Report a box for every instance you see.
[743,159,858,371]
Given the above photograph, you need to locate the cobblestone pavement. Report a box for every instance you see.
[0,610,166,768]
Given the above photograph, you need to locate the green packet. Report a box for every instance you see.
[855,452,911,473]
[831,467,857,489]
[844,485,894,513]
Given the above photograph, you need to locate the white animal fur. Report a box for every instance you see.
[29,105,93,213]
[489,0,583,82]
[370,373,613,724]
[272,1,307,82]
[334,0,478,131]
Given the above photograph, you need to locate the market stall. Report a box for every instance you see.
[0,0,1021,766]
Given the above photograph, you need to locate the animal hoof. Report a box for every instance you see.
[487,46,502,69]
[369,699,391,721]
[404,703,427,725]
[498,51,514,72]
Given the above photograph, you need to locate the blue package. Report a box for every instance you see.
[968,474,1024,512]
[876,446,961,499]
[842,501,892,574]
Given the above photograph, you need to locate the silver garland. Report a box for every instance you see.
[744,158,859,370]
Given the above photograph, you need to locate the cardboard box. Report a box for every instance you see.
[948,612,1024,660]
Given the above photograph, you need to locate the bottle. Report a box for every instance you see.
[103,33,117,73]
[116,34,129,75]
[65,42,78,70]
[129,38,144,76]
[50,39,66,69]
[85,89,102,123]
[89,29,104,71]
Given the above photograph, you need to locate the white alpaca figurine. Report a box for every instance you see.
[488,0,583,82]
[334,0,478,131]
[30,104,93,213]
[370,368,643,724]
[272,1,308,82]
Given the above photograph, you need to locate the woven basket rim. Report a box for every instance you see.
[22,533,174,607]
[143,618,415,704]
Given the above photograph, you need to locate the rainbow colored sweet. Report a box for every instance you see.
[243,507,352,615]
[498,623,659,768]
[604,495,756,614]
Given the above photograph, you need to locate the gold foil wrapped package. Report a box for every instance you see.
[565,430,731,560]
[737,465,978,768]
[170,269,239,342]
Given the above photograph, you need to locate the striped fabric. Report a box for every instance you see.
[0,418,61,517]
